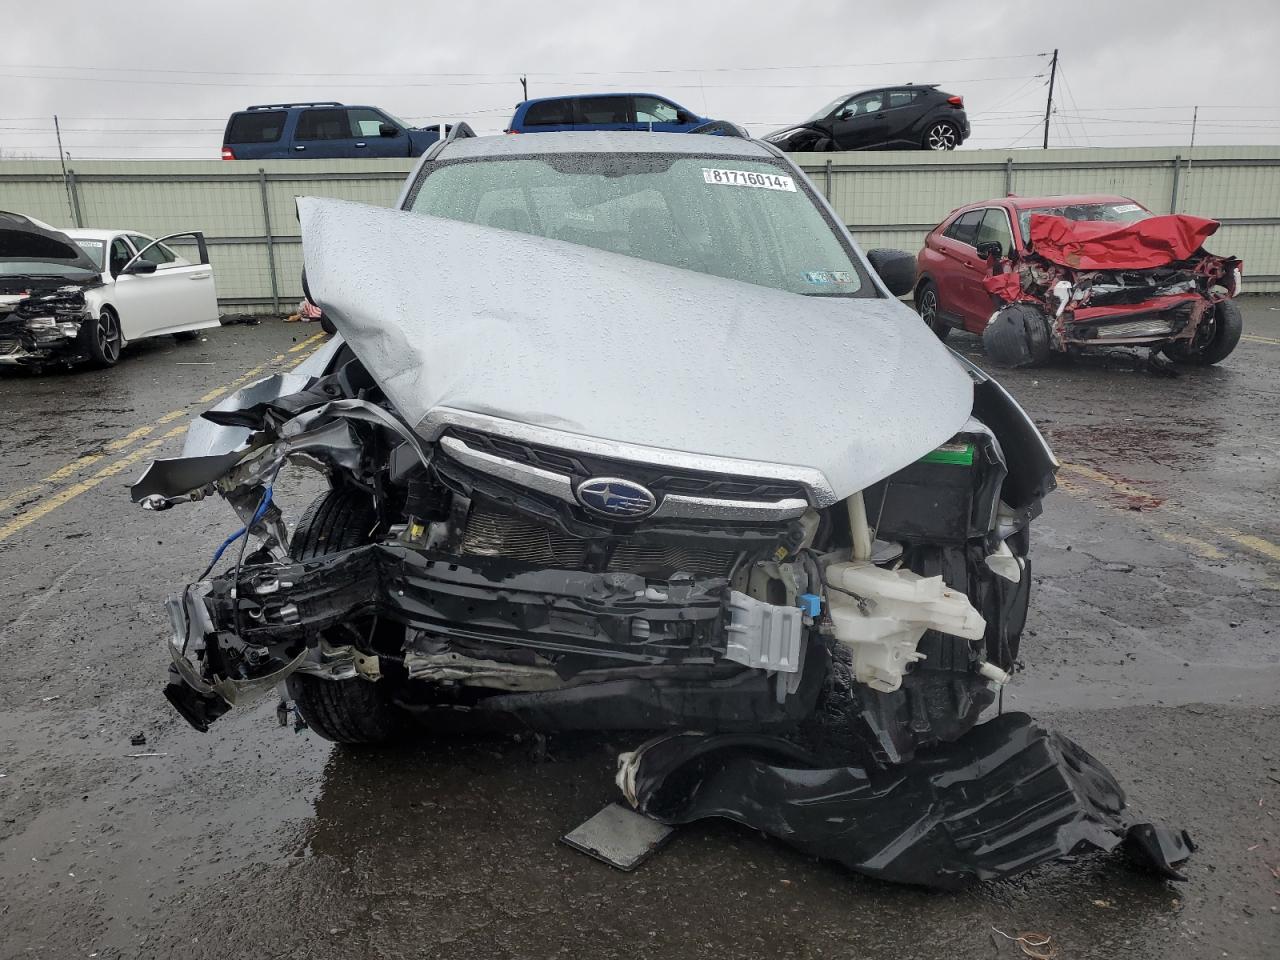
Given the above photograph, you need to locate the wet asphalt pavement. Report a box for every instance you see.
[0,305,1277,960]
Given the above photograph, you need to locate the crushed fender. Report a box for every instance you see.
[616,712,1194,890]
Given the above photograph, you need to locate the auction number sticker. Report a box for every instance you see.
[703,168,796,191]
[1113,203,1143,213]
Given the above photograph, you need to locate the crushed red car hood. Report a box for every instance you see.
[1029,213,1220,270]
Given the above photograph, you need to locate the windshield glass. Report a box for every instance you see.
[408,153,870,297]
[805,95,849,123]
[72,239,106,270]
[1019,201,1152,239]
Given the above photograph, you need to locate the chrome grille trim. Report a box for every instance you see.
[652,493,809,521]
[421,407,837,508]
[439,435,575,502]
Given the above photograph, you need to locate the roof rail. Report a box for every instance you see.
[442,121,476,143]
[687,119,751,139]
[246,102,343,111]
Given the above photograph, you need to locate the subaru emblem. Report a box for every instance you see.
[575,477,658,520]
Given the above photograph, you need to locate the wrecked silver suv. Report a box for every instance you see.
[134,133,1191,888]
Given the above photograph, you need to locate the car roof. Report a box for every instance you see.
[957,194,1136,212]
[438,131,775,161]
[62,228,136,241]
[519,93,678,106]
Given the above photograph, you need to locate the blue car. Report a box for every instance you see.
[506,94,709,134]
[221,102,449,160]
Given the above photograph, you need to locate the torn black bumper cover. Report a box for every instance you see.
[617,712,1194,889]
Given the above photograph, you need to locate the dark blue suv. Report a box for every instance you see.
[221,103,448,159]
[506,94,709,134]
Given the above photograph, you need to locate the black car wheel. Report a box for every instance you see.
[172,330,201,342]
[79,307,122,368]
[914,280,950,341]
[1163,300,1243,366]
[983,303,1053,367]
[285,489,403,744]
[923,120,960,151]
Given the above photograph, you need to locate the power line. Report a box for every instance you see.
[0,53,1048,80]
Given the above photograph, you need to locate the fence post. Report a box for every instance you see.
[1169,155,1182,214]
[824,158,832,200]
[257,168,281,314]
[66,169,83,227]
[1004,156,1014,196]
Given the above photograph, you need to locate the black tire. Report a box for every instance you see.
[923,120,960,151]
[914,279,950,341]
[286,489,399,744]
[172,330,201,342]
[1164,300,1243,366]
[290,488,376,559]
[79,307,122,368]
[983,303,1053,367]
[319,313,336,336]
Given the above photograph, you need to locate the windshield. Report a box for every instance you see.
[1018,201,1152,239]
[805,95,849,124]
[407,153,870,297]
[72,239,106,270]
[0,261,97,278]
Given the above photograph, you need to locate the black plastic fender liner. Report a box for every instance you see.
[619,712,1194,890]
[983,303,1053,368]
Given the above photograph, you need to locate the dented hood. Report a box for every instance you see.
[299,198,972,500]
[1029,213,1220,271]
[0,210,98,272]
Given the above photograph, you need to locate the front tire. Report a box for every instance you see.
[286,489,401,744]
[1164,300,1243,365]
[79,307,122,368]
[983,303,1053,367]
[914,280,950,341]
[923,120,960,151]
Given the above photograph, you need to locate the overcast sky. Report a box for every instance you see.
[3,0,1279,159]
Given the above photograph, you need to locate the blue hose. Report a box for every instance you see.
[201,485,273,577]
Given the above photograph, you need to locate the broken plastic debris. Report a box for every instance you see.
[619,712,1194,890]
[562,802,674,871]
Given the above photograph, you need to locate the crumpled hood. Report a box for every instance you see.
[0,210,98,272]
[299,197,973,500]
[1029,213,1220,271]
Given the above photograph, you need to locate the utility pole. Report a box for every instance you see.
[1041,48,1058,150]
[519,75,528,101]
[54,115,73,222]
[1189,105,1199,150]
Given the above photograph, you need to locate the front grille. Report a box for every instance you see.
[448,427,810,504]
[1094,317,1175,338]
[460,504,737,577]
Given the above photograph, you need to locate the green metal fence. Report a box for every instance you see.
[1,145,1277,312]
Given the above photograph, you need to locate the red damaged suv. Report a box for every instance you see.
[914,194,1243,367]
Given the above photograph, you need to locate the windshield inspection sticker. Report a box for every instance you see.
[804,270,854,284]
[703,168,796,191]
[1113,203,1143,213]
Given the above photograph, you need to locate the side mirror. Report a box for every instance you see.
[837,108,853,120]
[675,110,693,124]
[379,123,399,137]
[865,248,917,297]
[122,259,158,276]
[975,240,1003,261]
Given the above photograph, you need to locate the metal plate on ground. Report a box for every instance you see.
[562,802,675,871]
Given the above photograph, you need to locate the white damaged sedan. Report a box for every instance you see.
[0,213,220,368]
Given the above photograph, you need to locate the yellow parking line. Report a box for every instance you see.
[1243,334,1280,346]
[288,333,325,353]
[1216,528,1280,564]
[1154,529,1227,561]
[0,425,187,545]
[1058,462,1164,507]
[0,347,320,521]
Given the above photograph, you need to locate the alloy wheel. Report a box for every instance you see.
[97,312,121,363]
[927,123,957,150]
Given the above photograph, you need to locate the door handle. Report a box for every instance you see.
[355,142,367,148]
[188,272,211,280]
[294,145,306,151]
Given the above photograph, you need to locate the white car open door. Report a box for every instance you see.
[114,232,219,341]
